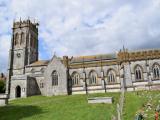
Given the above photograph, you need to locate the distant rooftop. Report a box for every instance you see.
[70,53,117,63]
[128,48,160,52]
[27,60,50,67]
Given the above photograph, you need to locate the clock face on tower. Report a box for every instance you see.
[16,52,21,58]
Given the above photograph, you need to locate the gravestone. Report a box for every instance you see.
[88,97,113,104]
[0,94,8,106]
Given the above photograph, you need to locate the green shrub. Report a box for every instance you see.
[0,80,5,93]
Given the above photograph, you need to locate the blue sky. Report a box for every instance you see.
[0,0,160,73]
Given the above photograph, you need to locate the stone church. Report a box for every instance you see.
[6,19,160,99]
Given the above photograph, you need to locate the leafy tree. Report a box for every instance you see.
[0,80,5,93]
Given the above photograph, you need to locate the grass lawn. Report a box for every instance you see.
[0,93,120,120]
[123,91,160,120]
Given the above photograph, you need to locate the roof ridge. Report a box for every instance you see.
[73,53,116,59]
[129,48,160,52]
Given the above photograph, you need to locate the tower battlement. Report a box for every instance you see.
[13,19,39,32]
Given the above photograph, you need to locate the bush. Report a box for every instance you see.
[0,80,5,93]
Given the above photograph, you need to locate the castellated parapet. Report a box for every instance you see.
[13,19,39,33]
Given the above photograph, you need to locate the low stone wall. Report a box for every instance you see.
[88,97,113,104]
[0,94,8,106]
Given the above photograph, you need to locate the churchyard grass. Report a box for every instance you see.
[0,93,120,120]
[123,91,160,120]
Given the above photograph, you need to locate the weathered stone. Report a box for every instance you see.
[0,94,8,106]
[88,97,113,104]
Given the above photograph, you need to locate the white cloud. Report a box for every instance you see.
[0,0,160,72]
[0,35,10,72]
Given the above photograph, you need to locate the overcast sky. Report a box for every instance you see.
[0,0,160,73]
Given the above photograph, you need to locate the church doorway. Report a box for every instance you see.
[16,86,21,98]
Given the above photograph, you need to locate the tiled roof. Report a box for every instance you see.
[28,60,50,67]
[128,48,160,52]
[70,53,117,63]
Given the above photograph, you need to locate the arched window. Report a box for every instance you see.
[30,35,34,47]
[89,71,97,85]
[21,32,25,45]
[71,72,80,86]
[107,69,116,83]
[135,65,143,81]
[14,33,19,45]
[52,71,58,86]
[153,64,160,79]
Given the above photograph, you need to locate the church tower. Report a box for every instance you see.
[10,19,38,75]
[6,19,39,95]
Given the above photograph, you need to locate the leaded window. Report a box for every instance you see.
[72,72,80,86]
[52,71,58,86]
[108,70,116,83]
[89,71,97,85]
[153,64,160,79]
[135,66,143,81]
